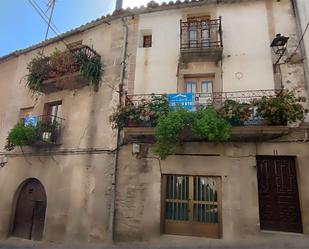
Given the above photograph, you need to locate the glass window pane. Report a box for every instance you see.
[186,82,196,93]
[201,81,213,93]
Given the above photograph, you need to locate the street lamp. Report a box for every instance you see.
[0,156,8,168]
[270,33,289,66]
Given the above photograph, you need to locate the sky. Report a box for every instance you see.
[0,0,166,57]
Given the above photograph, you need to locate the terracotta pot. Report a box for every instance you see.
[127,119,138,127]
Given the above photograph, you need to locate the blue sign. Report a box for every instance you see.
[24,115,38,127]
[168,93,193,110]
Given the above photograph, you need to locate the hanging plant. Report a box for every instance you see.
[5,123,38,151]
[73,52,102,91]
[154,107,231,159]
[252,90,308,125]
[26,53,51,93]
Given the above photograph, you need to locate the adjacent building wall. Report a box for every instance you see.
[294,0,309,95]
[0,17,137,243]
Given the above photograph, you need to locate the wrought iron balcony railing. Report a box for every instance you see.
[22,115,64,145]
[125,89,282,127]
[126,89,279,107]
[46,45,100,79]
[180,18,223,49]
[36,115,64,145]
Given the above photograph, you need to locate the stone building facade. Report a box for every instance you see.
[0,0,309,244]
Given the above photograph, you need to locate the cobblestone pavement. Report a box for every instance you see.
[0,236,308,249]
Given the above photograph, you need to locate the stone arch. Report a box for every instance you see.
[11,178,47,241]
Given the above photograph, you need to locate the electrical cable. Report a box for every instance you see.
[44,0,56,40]
[32,0,61,34]
[27,0,70,48]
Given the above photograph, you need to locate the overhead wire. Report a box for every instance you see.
[27,0,120,93]
[32,0,61,34]
[27,0,70,48]
[44,0,56,40]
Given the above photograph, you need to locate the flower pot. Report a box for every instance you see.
[139,120,152,127]
[127,119,138,127]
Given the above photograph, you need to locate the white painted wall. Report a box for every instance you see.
[133,0,300,94]
[219,1,274,91]
[296,0,309,79]
[134,11,181,94]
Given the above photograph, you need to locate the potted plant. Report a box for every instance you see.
[37,120,58,142]
[110,103,140,129]
[217,99,251,126]
[26,53,51,93]
[5,123,38,151]
[110,95,171,129]
[252,90,308,126]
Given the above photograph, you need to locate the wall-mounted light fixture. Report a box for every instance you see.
[0,156,8,168]
[270,33,289,66]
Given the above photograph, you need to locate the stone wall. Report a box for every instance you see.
[115,141,309,241]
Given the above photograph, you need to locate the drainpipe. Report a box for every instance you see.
[291,0,309,99]
[115,0,123,11]
[108,17,128,242]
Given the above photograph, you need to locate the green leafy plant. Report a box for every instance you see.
[26,53,51,93]
[192,107,231,141]
[218,99,251,126]
[253,90,308,125]
[154,107,230,159]
[110,103,140,129]
[154,109,194,159]
[74,52,102,90]
[26,47,102,93]
[139,95,171,126]
[5,123,38,151]
[37,120,58,132]
[110,95,171,129]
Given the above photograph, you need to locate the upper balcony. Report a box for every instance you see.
[180,18,223,63]
[26,45,102,94]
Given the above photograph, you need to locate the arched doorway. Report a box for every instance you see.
[12,178,47,241]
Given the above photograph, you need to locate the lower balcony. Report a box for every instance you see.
[5,115,64,151]
[111,89,307,144]
[34,115,64,146]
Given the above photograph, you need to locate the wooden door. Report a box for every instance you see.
[162,175,221,238]
[257,156,303,233]
[12,179,47,240]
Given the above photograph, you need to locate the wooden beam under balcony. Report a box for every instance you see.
[180,47,223,63]
[122,126,290,143]
[41,72,90,93]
